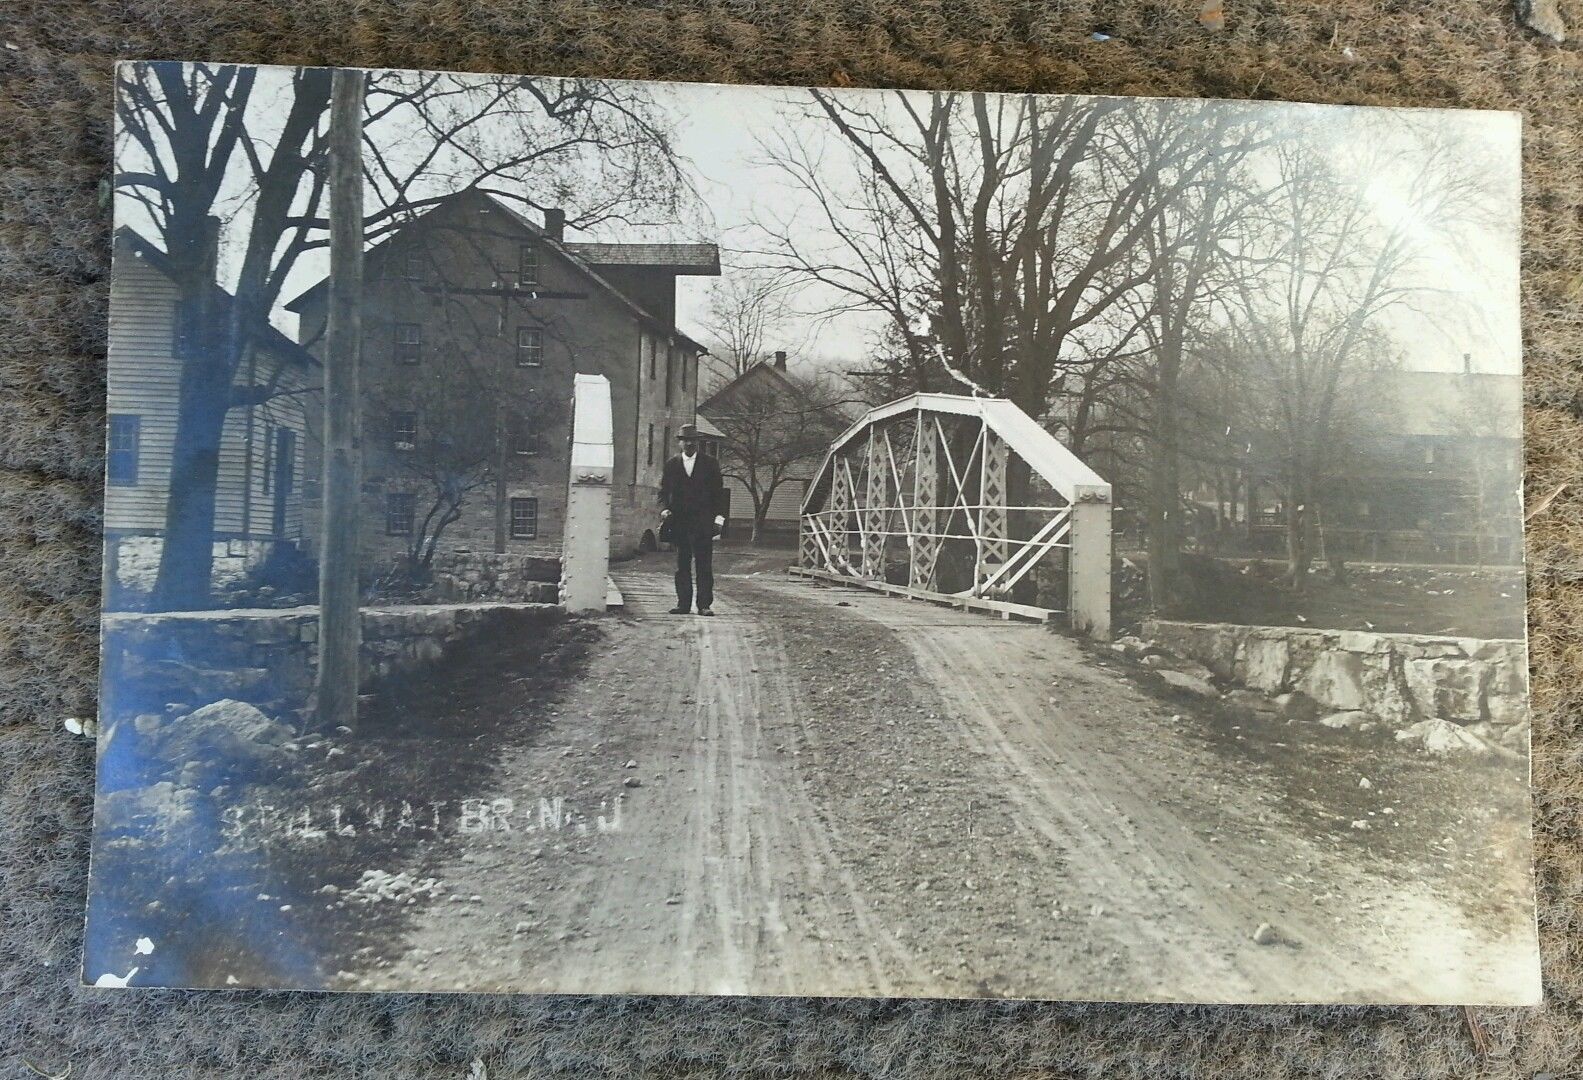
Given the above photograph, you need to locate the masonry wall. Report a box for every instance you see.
[1141,619,1529,730]
[101,602,559,721]
[294,193,700,569]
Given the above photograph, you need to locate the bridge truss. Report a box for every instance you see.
[795,393,1112,638]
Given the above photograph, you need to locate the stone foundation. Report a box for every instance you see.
[1140,619,1529,729]
[101,602,559,719]
[427,552,561,602]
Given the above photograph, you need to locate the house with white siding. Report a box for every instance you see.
[698,352,849,542]
[104,228,318,606]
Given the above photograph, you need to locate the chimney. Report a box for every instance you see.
[1463,352,1472,375]
[774,350,787,370]
[543,208,565,242]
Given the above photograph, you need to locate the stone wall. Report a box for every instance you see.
[1140,619,1529,730]
[427,552,561,602]
[101,602,558,720]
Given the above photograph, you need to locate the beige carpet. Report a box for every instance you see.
[3,1,1581,1076]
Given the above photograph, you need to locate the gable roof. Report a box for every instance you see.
[113,228,318,369]
[699,359,804,413]
[565,242,720,274]
[282,190,711,353]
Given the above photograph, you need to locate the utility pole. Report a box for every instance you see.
[494,400,508,554]
[316,68,365,732]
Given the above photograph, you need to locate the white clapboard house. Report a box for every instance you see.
[104,228,318,605]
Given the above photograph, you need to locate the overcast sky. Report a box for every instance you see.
[652,81,1522,377]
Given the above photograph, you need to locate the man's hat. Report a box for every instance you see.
[676,423,701,440]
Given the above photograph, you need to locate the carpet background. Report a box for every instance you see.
[2,2,1580,1077]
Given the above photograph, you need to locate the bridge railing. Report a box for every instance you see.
[797,393,1112,639]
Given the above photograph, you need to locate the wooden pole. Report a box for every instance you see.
[316,68,365,732]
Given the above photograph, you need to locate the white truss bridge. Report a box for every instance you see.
[794,393,1113,639]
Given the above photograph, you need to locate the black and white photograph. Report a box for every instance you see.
[86,61,1537,1004]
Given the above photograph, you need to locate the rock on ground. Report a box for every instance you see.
[1156,670,1218,698]
[1394,718,1490,756]
[1318,710,1379,733]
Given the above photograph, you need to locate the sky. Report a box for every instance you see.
[651,82,1523,377]
[116,65,1523,378]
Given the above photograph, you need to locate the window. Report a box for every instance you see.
[386,493,415,536]
[394,322,422,364]
[510,497,539,539]
[391,411,418,451]
[647,335,656,381]
[664,344,674,406]
[261,421,275,494]
[517,243,538,286]
[509,415,540,456]
[108,414,140,486]
[647,423,655,466]
[517,327,543,368]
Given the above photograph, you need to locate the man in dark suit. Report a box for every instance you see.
[659,424,728,616]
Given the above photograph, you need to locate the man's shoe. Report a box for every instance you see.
[669,606,691,615]
[698,607,716,617]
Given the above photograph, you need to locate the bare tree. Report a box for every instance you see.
[370,375,564,581]
[1208,118,1494,585]
[698,268,793,378]
[705,371,850,541]
[755,92,1258,417]
[114,63,690,608]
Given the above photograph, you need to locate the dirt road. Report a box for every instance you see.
[346,553,1537,1003]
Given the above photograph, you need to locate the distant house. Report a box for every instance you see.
[1215,364,1524,564]
[698,352,847,540]
[285,190,719,567]
[104,228,316,605]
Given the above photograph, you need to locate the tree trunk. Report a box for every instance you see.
[1284,486,1312,588]
[1146,345,1183,612]
[147,359,232,611]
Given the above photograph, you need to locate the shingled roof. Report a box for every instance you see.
[281,191,713,352]
[564,242,720,274]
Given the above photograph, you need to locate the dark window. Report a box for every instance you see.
[510,497,539,539]
[386,493,416,535]
[107,414,140,486]
[391,411,418,451]
[261,421,275,494]
[394,323,422,365]
[647,336,656,381]
[509,415,540,456]
[517,327,543,368]
[518,243,538,286]
[647,423,655,466]
[664,344,674,406]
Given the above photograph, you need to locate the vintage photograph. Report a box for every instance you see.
[87,62,1537,1003]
